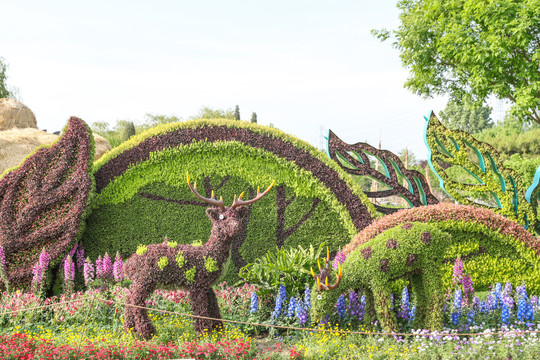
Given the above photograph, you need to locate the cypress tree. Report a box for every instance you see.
[234,105,240,120]
[123,121,136,141]
[251,112,257,124]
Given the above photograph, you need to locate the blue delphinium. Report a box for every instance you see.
[272,285,287,319]
[359,295,366,322]
[399,287,410,319]
[527,302,535,322]
[480,300,488,313]
[288,297,297,318]
[451,311,459,325]
[454,289,462,311]
[408,305,416,323]
[296,299,307,326]
[337,295,346,318]
[486,294,494,311]
[279,284,287,305]
[348,291,359,316]
[501,304,510,324]
[472,296,480,311]
[250,292,258,313]
[517,297,527,322]
[467,311,475,325]
[304,284,311,310]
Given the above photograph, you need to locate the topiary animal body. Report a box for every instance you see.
[123,173,274,340]
[311,223,451,332]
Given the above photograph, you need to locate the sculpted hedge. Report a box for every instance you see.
[0,117,94,290]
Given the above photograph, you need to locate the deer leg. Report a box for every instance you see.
[125,278,157,340]
[371,283,397,333]
[190,287,223,333]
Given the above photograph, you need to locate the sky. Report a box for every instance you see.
[0,1,503,159]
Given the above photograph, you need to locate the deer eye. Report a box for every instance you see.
[219,214,225,220]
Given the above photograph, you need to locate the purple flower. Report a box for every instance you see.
[113,252,123,282]
[95,256,103,280]
[332,250,346,270]
[83,257,95,286]
[32,248,50,296]
[0,245,6,267]
[296,299,307,326]
[452,257,463,285]
[76,245,85,272]
[462,274,474,307]
[0,245,8,291]
[102,253,113,281]
[64,255,75,282]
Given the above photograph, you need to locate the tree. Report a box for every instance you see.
[141,113,181,130]
[250,112,257,123]
[122,121,136,141]
[372,0,540,125]
[234,105,240,120]
[439,100,493,134]
[188,106,235,120]
[0,57,18,99]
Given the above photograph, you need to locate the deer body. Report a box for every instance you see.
[123,174,273,339]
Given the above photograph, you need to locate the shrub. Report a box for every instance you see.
[0,117,95,290]
[343,203,540,293]
[83,120,377,281]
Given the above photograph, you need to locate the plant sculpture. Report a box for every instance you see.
[311,222,451,332]
[123,173,274,340]
[0,117,94,290]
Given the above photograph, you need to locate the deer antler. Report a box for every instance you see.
[186,172,225,211]
[312,247,342,292]
[231,180,275,209]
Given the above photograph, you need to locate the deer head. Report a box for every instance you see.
[311,247,342,292]
[186,172,275,238]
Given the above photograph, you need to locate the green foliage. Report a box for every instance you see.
[157,257,169,271]
[312,223,450,332]
[439,100,493,134]
[373,0,540,125]
[191,240,203,248]
[234,105,240,121]
[122,121,136,142]
[204,256,218,272]
[503,154,540,187]
[175,251,185,268]
[136,245,147,256]
[166,241,178,248]
[185,266,196,283]
[424,112,537,231]
[188,106,235,120]
[250,112,257,124]
[239,243,325,296]
[0,57,17,99]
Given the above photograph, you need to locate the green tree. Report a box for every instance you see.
[122,121,136,141]
[373,0,540,125]
[439,100,493,134]
[0,57,18,99]
[250,112,257,123]
[141,113,181,130]
[189,106,235,120]
[234,105,240,120]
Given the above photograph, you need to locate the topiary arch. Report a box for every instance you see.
[82,119,377,281]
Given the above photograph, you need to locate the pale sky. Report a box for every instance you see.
[2,1,464,159]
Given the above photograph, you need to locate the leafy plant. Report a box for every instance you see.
[239,243,325,296]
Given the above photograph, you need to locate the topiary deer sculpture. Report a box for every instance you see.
[123,172,274,339]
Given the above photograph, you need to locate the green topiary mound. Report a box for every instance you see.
[343,203,540,293]
[312,222,451,332]
[83,120,377,281]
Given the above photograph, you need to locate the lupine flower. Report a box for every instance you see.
[32,248,50,295]
[462,274,474,307]
[336,295,346,317]
[102,253,113,281]
[501,304,510,324]
[0,245,9,291]
[83,257,95,286]
[296,299,307,326]
[250,292,258,313]
[288,297,297,317]
[76,245,85,272]
[95,256,103,279]
[332,250,346,270]
[113,252,123,282]
[304,285,311,310]
[64,255,75,294]
[452,257,463,285]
